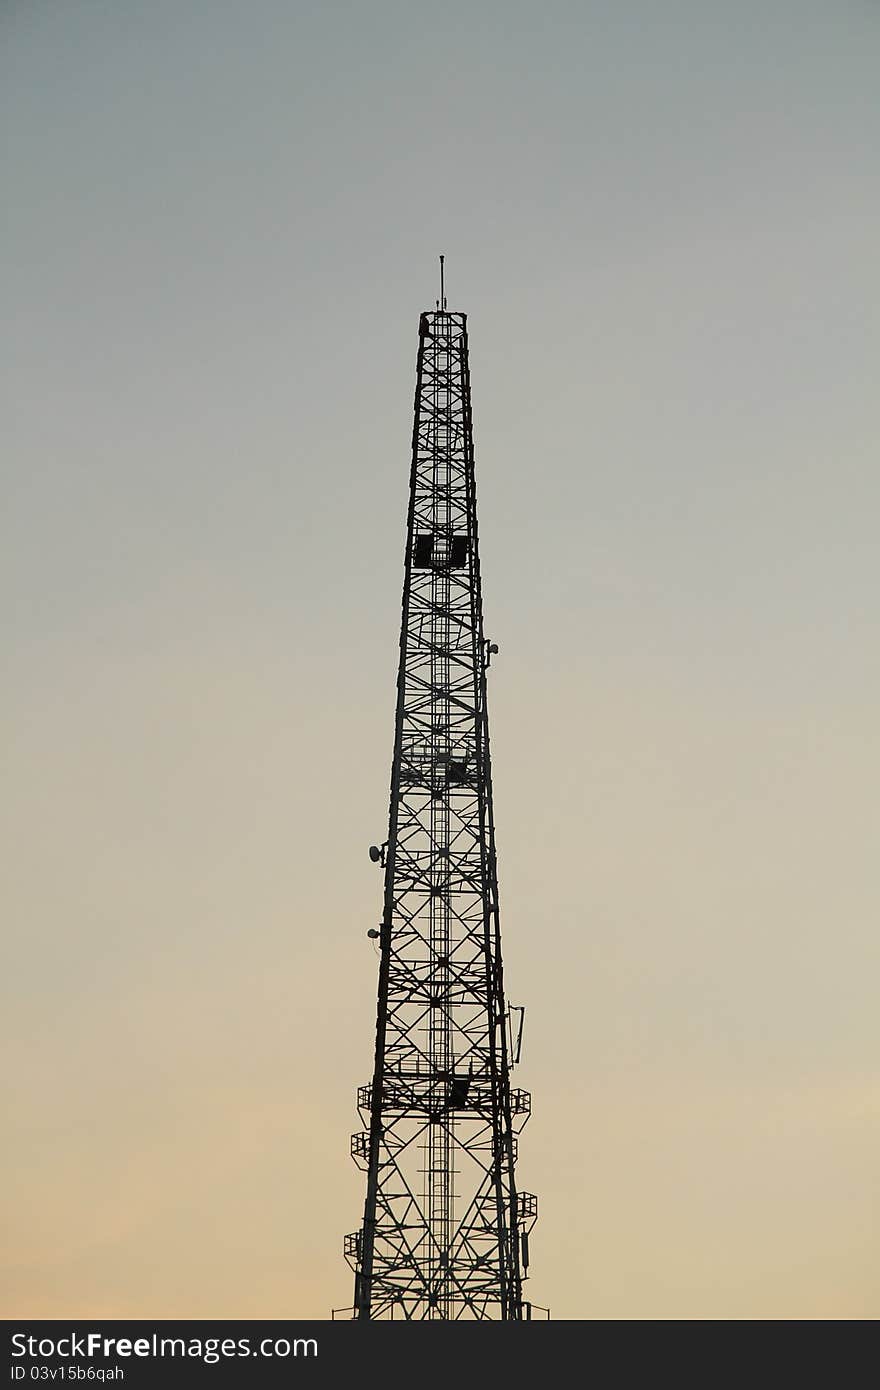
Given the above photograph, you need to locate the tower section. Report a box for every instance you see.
[343,304,540,1320]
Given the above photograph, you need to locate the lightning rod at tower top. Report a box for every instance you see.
[335,267,546,1320]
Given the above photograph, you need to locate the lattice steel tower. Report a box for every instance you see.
[342,269,542,1321]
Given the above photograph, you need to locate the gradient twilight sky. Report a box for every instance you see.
[2,1,878,1319]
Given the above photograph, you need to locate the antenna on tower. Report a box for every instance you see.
[440,253,446,310]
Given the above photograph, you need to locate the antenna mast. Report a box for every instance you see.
[338,287,545,1320]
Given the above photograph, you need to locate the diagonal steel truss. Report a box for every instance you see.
[340,306,543,1320]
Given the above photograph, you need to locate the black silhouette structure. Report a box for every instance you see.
[339,272,544,1320]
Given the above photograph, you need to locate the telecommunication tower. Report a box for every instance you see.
[340,264,543,1321]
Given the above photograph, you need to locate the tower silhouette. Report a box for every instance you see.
[342,282,542,1320]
